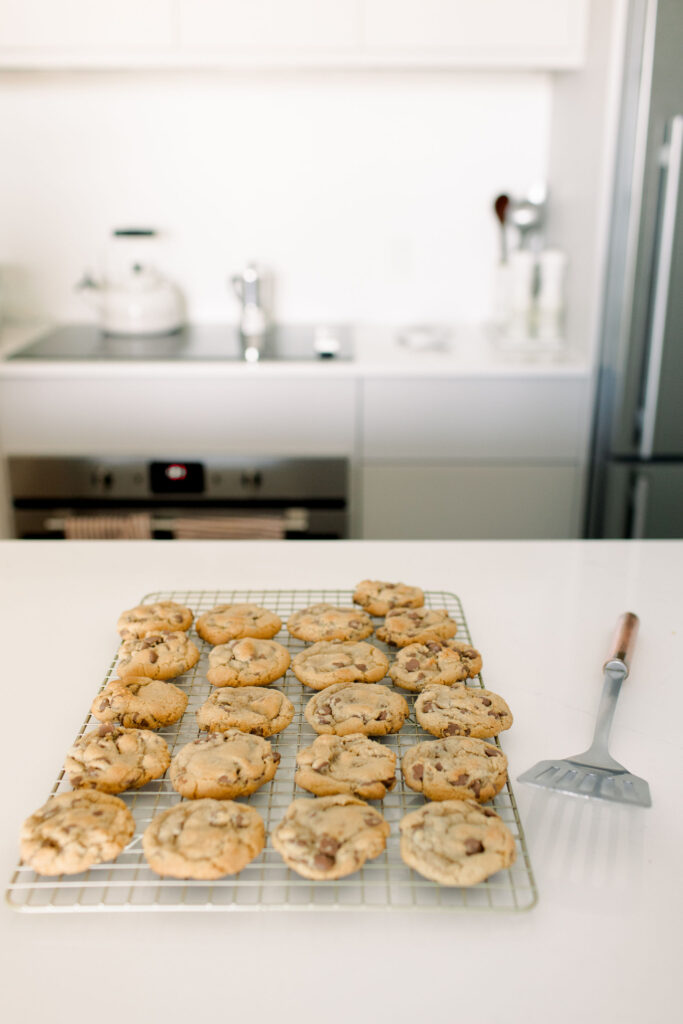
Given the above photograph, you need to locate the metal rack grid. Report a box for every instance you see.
[7,589,538,913]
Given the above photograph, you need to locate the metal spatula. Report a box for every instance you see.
[518,612,651,807]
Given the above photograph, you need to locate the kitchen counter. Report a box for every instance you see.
[0,321,591,378]
[0,539,679,1024]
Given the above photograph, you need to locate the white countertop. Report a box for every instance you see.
[1,540,679,1024]
[0,321,591,379]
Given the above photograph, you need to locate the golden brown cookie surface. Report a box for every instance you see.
[196,604,282,644]
[271,795,390,880]
[295,734,397,799]
[65,724,170,794]
[117,601,193,639]
[169,730,281,799]
[402,736,508,802]
[400,800,516,885]
[291,640,388,690]
[305,682,409,737]
[415,684,512,738]
[143,799,265,880]
[353,579,424,617]
[20,791,135,876]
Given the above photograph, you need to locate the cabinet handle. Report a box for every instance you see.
[639,115,683,458]
[630,473,649,539]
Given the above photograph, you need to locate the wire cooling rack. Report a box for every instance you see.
[7,589,537,913]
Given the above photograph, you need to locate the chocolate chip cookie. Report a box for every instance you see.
[117,601,193,639]
[305,682,409,737]
[415,684,513,739]
[388,640,482,692]
[65,724,170,794]
[90,676,188,730]
[286,604,374,643]
[207,638,290,687]
[271,795,390,880]
[400,800,516,886]
[196,604,282,645]
[291,640,389,690]
[169,730,281,799]
[117,631,200,681]
[295,734,397,799]
[401,736,508,802]
[20,790,135,876]
[353,579,425,617]
[196,686,294,737]
[376,608,458,647]
[142,799,265,880]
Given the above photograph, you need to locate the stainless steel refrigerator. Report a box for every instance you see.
[587,0,683,538]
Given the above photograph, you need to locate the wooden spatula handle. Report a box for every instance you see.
[606,612,639,669]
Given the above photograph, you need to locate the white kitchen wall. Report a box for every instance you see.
[0,69,550,325]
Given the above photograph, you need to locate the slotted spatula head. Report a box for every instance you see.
[518,613,651,808]
[517,757,651,806]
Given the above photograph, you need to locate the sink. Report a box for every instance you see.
[8,324,353,362]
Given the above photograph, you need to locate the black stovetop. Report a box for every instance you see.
[9,324,353,362]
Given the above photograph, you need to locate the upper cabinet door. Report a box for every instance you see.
[0,0,174,50]
[0,0,588,67]
[177,0,360,52]
[361,0,588,68]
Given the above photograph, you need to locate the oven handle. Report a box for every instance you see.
[44,508,310,534]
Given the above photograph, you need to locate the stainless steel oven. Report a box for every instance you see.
[8,456,348,539]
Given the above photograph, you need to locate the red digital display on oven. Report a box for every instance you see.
[150,461,205,494]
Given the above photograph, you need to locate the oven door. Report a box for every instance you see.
[9,456,349,540]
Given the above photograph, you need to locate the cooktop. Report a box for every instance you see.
[9,324,353,362]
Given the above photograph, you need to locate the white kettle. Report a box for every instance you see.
[77,229,184,336]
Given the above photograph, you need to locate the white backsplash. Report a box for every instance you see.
[0,69,551,325]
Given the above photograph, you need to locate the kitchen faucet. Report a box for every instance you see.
[231,263,268,361]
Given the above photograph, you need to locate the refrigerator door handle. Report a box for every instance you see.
[630,473,650,540]
[639,114,683,458]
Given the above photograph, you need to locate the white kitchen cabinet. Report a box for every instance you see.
[360,374,591,538]
[361,0,588,68]
[0,0,174,50]
[361,376,591,461]
[361,462,585,539]
[0,0,587,68]
[177,0,359,52]
[0,375,355,457]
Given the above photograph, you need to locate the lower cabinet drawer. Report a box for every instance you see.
[361,462,585,539]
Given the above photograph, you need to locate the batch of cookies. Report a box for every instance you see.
[20,581,517,889]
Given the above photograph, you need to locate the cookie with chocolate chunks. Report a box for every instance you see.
[401,736,508,802]
[400,799,516,886]
[65,724,170,794]
[271,794,390,880]
[143,799,265,880]
[286,604,373,643]
[117,601,193,639]
[305,682,409,737]
[196,686,294,737]
[415,684,512,739]
[207,638,290,687]
[91,676,188,730]
[388,639,481,692]
[196,604,282,645]
[169,729,280,800]
[117,630,200,681]
[376,607,458,647]
[353,579,424,617]
[295,734,397,799]
[291,640,389,690]
[20,791,135,876]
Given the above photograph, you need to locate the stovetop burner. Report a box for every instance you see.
[9,324,353,362]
